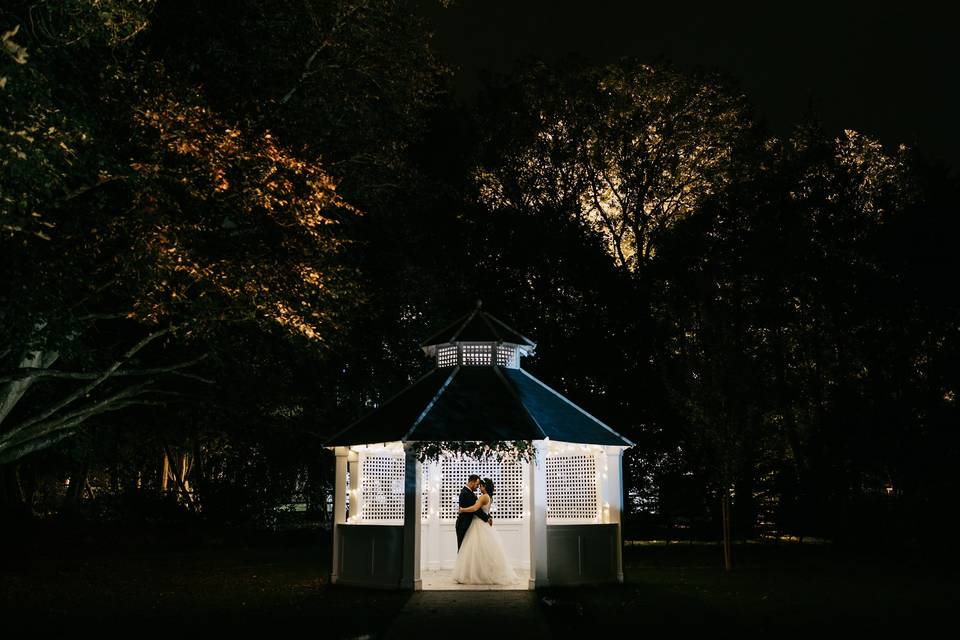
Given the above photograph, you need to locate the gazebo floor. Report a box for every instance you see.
[420,568,530,591]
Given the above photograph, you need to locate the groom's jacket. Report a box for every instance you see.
[457,487,491,523]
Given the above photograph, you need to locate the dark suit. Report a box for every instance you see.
[455,486,491,549]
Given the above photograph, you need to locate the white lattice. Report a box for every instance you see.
[421,463,430,521]
[495,345,518,368]
[358,453,405,522]
[546,454,600,520]
[437,344,457,368]
[462,344,492,366]
[439,456,525,521]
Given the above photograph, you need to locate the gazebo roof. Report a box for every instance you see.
[325,365,633,447]
[419,305,536,348]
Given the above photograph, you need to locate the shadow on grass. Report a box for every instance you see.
[537,542,959,634]
[5,522,959,635]
[0,520,411,637]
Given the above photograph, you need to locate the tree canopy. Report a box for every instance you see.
[1,1,957,554]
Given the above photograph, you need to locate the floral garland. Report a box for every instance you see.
[410,440,534,463]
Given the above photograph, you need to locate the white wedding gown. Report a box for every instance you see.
[451,502,516,585]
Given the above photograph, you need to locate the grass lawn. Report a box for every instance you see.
[538,541,960,634]
[4,521,958,636]
[0,521,410,636]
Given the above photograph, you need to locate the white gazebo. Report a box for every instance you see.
[325,304,633,590]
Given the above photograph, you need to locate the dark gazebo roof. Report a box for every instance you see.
[326,366,632,446]
[419,304,536,348]
[326,307,632,447]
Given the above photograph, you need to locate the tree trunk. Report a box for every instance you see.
[191,438,206,511]
[60,461,89,517]
[721,490,733,572]
[305,458,325,522]
[734,468,756,542]
[17,463,36,515]
[0,349,60,426]
[0,463,29,517]
[162,443,196,512]
[179,452,191,494]
[161,452,170,491]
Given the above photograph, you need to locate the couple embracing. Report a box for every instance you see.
[452,474,516,585]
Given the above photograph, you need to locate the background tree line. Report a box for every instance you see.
[2,1,957,553]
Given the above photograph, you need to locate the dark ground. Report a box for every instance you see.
[2,521,957,636]
[541,542,960,636]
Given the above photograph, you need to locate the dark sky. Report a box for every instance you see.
[418,1,958,171]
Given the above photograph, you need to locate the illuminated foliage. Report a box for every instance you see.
[150,0,449,209]
[0,3,364,465]
[476,61,754,272]
[125,77,362,342]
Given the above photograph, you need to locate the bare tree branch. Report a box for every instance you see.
[0,380,163,461]
[0,379,158,453]
[9,328,171,432]
[0,397,164,465]
[278,48,321,106]
[74,312,131,323]
[0,353,209,384]
[0,348,60,426]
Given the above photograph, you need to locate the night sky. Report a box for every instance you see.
[419,1,958,171]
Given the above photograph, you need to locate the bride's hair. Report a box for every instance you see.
[482,478,495,497]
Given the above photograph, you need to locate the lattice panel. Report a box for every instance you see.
[462,344,492,366]
[439,456,524,521]
[496,345,518,368]
[437,344,457,368]
[421,463,430,521]
[358,453,405,522]
[546,454,599,520]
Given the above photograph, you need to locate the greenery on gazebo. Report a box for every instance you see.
[410,440,534,464]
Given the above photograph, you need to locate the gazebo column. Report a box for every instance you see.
[400,443,422,590]
[347,448,360,522]
[604,446,625,583]
[529,439,549,589]
[331,446,349,584]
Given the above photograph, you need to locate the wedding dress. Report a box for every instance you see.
[451,502,516,585]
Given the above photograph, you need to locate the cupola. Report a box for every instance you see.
[420,300,536,369]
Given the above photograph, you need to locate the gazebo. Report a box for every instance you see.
[325,304,633,590]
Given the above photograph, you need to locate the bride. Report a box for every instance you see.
[451,478,516,585]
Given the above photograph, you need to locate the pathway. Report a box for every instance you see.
[419,568,528,591]
[381,590,551,639]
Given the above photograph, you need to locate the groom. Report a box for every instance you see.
[456,474,492,550]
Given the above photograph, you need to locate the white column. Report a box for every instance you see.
[529,439,549,589]
[400,443,422,590]
[605,446,625,583]
[347,449,360,522]
[428,460,441,569]
[331,446,349,584]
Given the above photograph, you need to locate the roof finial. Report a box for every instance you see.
[475,298,483,309]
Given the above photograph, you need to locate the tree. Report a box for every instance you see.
[474,58,757,563]
[475,59,755,273]
[0,3,361,472]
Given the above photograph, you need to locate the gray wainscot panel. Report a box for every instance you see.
[336,525,405,588]
[546,523,619,585]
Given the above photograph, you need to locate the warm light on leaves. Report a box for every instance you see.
[475,62,752,273]
[122,80,362,344]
